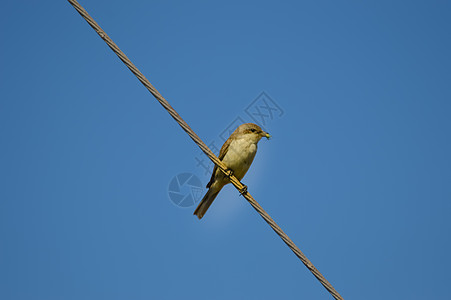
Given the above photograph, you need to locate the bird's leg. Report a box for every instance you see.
[224,169,247,195]
[239,184,248,196]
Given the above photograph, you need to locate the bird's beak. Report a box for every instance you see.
[264,132,271,140]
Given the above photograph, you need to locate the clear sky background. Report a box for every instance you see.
[1,1,450,299]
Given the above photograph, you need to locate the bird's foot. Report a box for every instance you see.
[226,169,234,178]
[239,184,248,196]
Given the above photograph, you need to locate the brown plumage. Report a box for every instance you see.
[194,123,270,219]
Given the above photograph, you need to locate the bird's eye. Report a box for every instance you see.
[250,129,256,133]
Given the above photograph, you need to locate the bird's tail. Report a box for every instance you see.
[194,188,220,220]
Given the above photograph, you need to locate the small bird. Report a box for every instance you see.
[194,123,271,219]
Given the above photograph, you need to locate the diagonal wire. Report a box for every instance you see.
[67,1,344,299]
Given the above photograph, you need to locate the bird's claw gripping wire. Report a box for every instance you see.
[239,184,248,196]
[226,169,234,178]
[225,169,247,195]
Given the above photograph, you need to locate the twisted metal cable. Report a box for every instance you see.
[67,1,344,299]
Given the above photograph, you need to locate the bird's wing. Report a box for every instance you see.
[206,136,232,188]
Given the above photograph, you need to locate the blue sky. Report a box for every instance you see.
[1,1,450,299]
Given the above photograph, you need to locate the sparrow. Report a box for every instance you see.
[194,123,271,219]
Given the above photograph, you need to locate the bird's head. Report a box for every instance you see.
[235,123,271,143]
